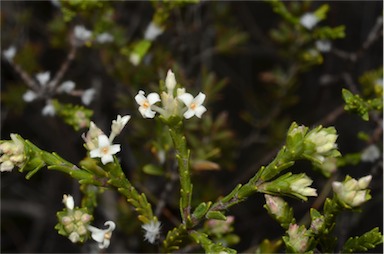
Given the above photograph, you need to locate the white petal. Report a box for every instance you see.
[104,221,116,231]
[144,108,156,118]
[88,226,105,243]
[109,144,121,155]
[23,90,38,102]
[147,93,160,104]
[98,239,110,249]
[58,81,75,93]
[98,135,110,147]
[90,149,101,158]
[42,103,55,116]
[144,22,164,41]
[36,71,50,86]
[183,109,195,119]
[194,92,206,106]
[82,88,95,105]
[194,106,207,118]
[135,91,147,105]
[178,93,194,106]
[101,155,113,164]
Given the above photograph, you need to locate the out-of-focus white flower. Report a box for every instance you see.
[42,101,56,116]
[165,69,177,93]
[74,25,92,42]
[96,32,114,43]
[144,22,164,41]
[36,71,51,86]
[62,194,75,210]
[82,88,96,105]
[135,90,161,118]
[315,40,332,52]
[3,46,16,61]
[0,134,25,172]
[89,134,120,165]
[57,81,76,93]
[87,221,116,249]
[110,115,131,142]
[50,0,61,8]
[332,175,372,207]
[142,220,161,244]
[290,175,317,197]
[178,92,207,119]
[129,53,141,66]
[23,90,38,102]
[300,13,319,30]
[361,144,381,162]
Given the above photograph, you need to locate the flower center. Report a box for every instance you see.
[190,102,197,110]
[101,147,109,155]
[143,101,150,109]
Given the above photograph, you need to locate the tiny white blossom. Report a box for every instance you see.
[96,32,114,43]
[0,160,14,172]
[90,134,121,165]
[36,71,51,86]
[165,69,177,93]
[332,175,372,207]
[42,102,56,116]
[110,115,131,141]
[3,46,16,61]
[74,25,92,42]
[129,53,141,66]
[315,40,332,52]
[87,221,116,249]
[62,194,74,210]
[23,90,38,102]
[300,13,319,30]
[142,220,161,244]
[135,90,161,118]
[144,21,164,41]
[57,80,76,93]
[361,145,380,162]
[290,176,317,197]
[178,92,207,119]
[82,88,96,105]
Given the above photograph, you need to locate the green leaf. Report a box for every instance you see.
[142,164,164,176]
[342,228,383,253]
[206,211,227,221]
[52,100,93,131]
[192,202,212,220]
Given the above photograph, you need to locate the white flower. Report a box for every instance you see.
[110,115,131,141]
[129,53,141,66]
[315,40,332,52]
[3,46,16,61]
[23,90,38,102]
[300,13,319,30]
[57,80,76,93]
[135,90,161,118]
[0,160,14,172]
[87,221,116,249]
[332,175,372,207]
[0,134,25,172]
[82,88,96,105]
[165,69,177,93]
[306,128,338,163]
[142,220,161,244]
[96,32,114,43]
[42,102,56,116]
[290,176,317,197]
[178,92,207,119]
[144,21,164,41]
[62,194,74,210]
[74,25,92,42]
[361,145,380,162]
[36,71,51,86]
[90,134,121,165]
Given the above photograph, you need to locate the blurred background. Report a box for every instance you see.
[1,1,382,253]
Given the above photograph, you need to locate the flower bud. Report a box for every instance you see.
[68,232,80,243]
[165,69,177,93]
[332,175,372,208]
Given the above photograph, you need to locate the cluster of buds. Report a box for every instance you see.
[55,195,93,244]
[259,173,317,201]
[0,134,26,172]
[287,123,341,175]
[135,69,207,121]
[283,224,313,253]
[82,115,130,165]
[332,175,372,208]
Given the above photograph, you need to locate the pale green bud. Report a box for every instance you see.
[332,175,372,207]
[68,232,80,243]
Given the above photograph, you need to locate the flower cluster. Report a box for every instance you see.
[0,134,26,172]
[283,224,312,253]
[83,115,130,165]
[135,69,207,120]
[55,194,93,244]
[332,175,372,208]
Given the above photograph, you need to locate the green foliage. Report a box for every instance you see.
[342,88,383,121]
[342,228,384,253]
[52,100,93,131]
